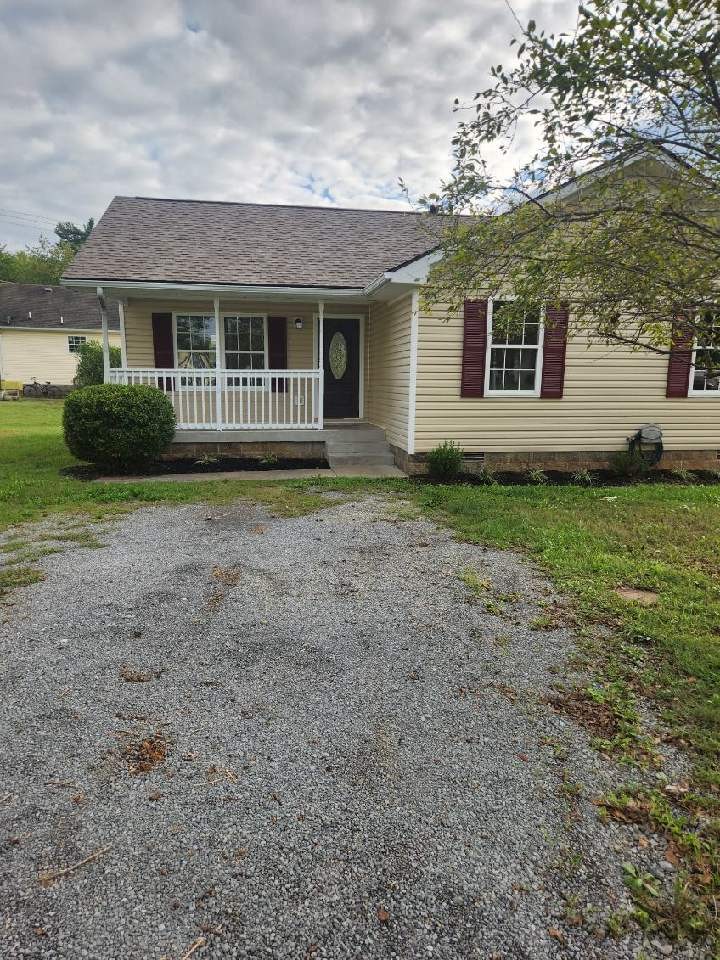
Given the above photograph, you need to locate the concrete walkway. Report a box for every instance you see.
[99,464,406,483]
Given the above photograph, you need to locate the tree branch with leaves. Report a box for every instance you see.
[423,0,720,351]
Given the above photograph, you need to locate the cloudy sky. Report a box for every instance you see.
[0,0,577,250]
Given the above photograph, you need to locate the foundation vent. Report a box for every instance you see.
[462,452,486,464]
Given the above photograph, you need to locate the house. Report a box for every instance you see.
[60,193,719,472]
[0,283,121,391]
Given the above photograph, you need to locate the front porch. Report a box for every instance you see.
[88,284,416,468]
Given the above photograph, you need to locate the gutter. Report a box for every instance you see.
[0,325,118,334]
[61,278,368,301]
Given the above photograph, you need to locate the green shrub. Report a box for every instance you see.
[669,467,695,484]
[73,340,122,387]
[526,467,549,485]
[426,441,464,481]
[609,449,651,480]
[474,467,497,486]
[63,384,176,471]
[571,469,597,487]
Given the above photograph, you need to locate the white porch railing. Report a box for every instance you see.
[108,368,324,430]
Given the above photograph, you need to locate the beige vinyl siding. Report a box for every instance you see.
[0,328,120,387]
[416,304,720,453]
[365,293,412,450]
[123,298,368,371]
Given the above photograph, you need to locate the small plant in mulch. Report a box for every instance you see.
[120,732,168,775]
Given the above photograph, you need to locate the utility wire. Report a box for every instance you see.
[0,206,57,225]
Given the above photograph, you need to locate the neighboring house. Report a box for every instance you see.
[61,188,719,471]
[0,284,121,390]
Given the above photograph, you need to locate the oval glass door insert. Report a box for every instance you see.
[329,331,348,380]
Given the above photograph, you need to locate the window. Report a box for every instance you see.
[176,315,216,369]
[68,335,86,353]
[690,313,720,395]
[486,300,543,395]
[224,315,266,371]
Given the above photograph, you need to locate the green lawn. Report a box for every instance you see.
[1,398,718,940]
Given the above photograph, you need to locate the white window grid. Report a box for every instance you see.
[484,299,544,396]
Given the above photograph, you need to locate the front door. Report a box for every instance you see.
[323,317,359,418]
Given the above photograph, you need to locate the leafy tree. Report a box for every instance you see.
[0,237,76,285]
[73,339,122,388]
[55,218,94,251]
[423,0,720,352]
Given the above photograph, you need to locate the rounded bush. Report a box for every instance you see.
[63,384,176,471]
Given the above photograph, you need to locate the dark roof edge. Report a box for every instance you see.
[116,195,424,216]
[61,276,366,290]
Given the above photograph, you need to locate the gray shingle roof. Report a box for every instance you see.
[62,196,445,288]
[0,283,120,330]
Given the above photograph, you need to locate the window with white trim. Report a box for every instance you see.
[486,300,543,395]
[223,315,266,371]
[68,335,86,353]
[690,313,720,394]
[176,314,216,369]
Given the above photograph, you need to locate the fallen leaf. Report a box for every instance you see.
[377,906,390,924]
[515,753,529,762]
[548,927,565,942]
[664,781,690,798]
[664,840,682,866]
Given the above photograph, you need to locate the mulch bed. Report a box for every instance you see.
[64,457,329,479]
[417,468,720,487]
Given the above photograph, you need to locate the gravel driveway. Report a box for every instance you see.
[0,496,689,959]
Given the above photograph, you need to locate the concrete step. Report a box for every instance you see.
[323,426,386,442]
[326,441,393,455]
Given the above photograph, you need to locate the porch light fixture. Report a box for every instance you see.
[294,317,303,330]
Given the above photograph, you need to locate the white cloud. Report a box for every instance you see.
[0,0,578,249]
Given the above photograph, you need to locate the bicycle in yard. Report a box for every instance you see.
[22,378,62,398]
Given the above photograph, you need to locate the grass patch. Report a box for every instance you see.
[0,565,45,599]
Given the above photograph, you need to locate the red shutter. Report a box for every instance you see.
[267,316,287,393]
[151,313,173,367]
[461,299,488,397]
[540,303,569,399]
[666,320,693,398]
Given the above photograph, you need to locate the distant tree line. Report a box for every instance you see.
[0,218,94,286]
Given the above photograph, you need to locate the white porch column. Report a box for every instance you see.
[97,286,110,382]
[317,300,324,428]
[214,296,223,429]
[118,299,128,368]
